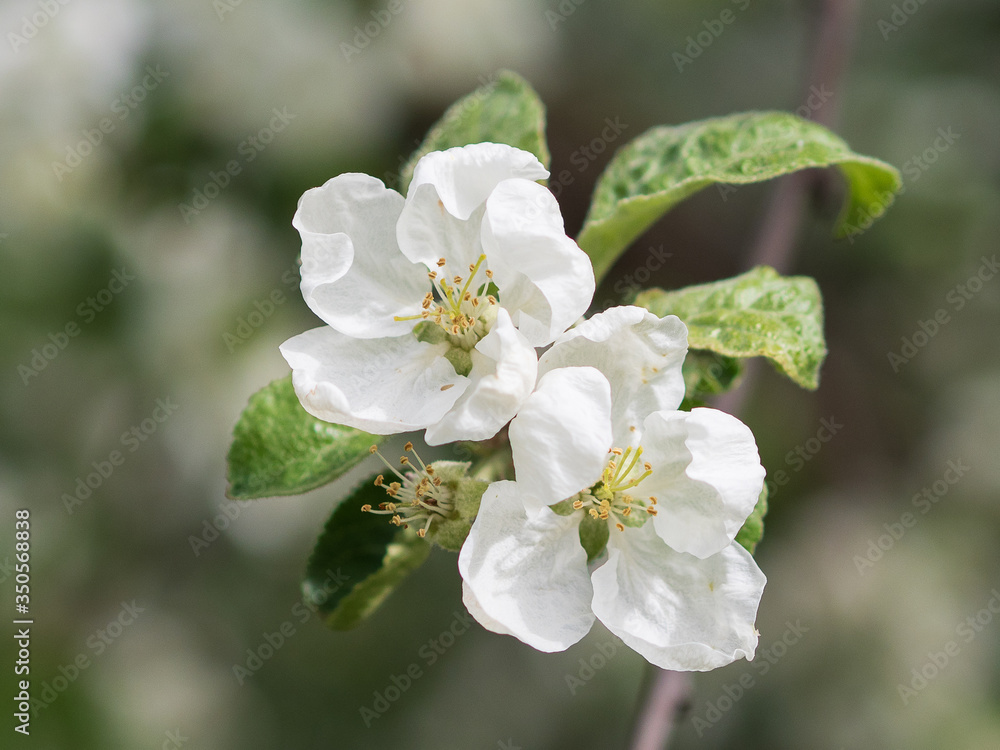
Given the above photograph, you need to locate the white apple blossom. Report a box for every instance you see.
[279,142,595,445]
[459,306,767,671]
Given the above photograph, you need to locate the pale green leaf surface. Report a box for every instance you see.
[636,266,826,389]
[578,111,901,280]
[227,375,383,499]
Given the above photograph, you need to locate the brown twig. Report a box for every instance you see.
[627,1,859,747]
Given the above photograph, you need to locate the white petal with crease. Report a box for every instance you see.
[541,306,688,445]
[279,327,466,434]
[294,174,428,339]
[483,179,596,347]
[409,143,549,221]
[640,408,765,558]
[459,481,595,652]
[591,524,764,671]
[508,367,613,515]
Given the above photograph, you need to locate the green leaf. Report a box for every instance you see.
[635,266,826,390]
[227,375,383,499]
[682,350,744,402]
[577,111,902,281]
[399,70,550,192]
[735,484,769,555]
[304,477,430,630]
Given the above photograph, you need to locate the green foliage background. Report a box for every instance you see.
[1,1,998,748]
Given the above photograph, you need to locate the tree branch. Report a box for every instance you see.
[627,1,860,747]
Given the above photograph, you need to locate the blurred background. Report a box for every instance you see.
[1,0,998,747]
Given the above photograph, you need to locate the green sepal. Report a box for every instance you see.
[577,111,902,282]
[303,476,430,630]
[227,375,383,499]
[549,498,577,516]
[636,266,826,390]
[444,347,474,377]
[425,462,489,552]
[735,483,769,555]
[413,321,447,345]
[578,513,610,563]
[400,71,550,192]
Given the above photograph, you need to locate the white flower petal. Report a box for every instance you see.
[279,326,466,434]
[508,367,613,515]
[591,523,765,671]
[540,306,688,446]
[409,143,549,221]
[425,309,538,445]
[640,408,766,558]
[396,183,487,276]
[483,179,596,347]
[459,481,595,652]
[293,174,428,339]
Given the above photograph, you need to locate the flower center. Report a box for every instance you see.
[361,443,455,538]
[573,446,658,532]
[395,254,497,350]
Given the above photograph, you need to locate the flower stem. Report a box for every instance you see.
[627,1,859,747]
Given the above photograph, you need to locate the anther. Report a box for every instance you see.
[436,258,447,267]
[615,523,625,532]
[361,504,372,512]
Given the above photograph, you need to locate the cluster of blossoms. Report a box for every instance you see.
[281,143,767,672]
